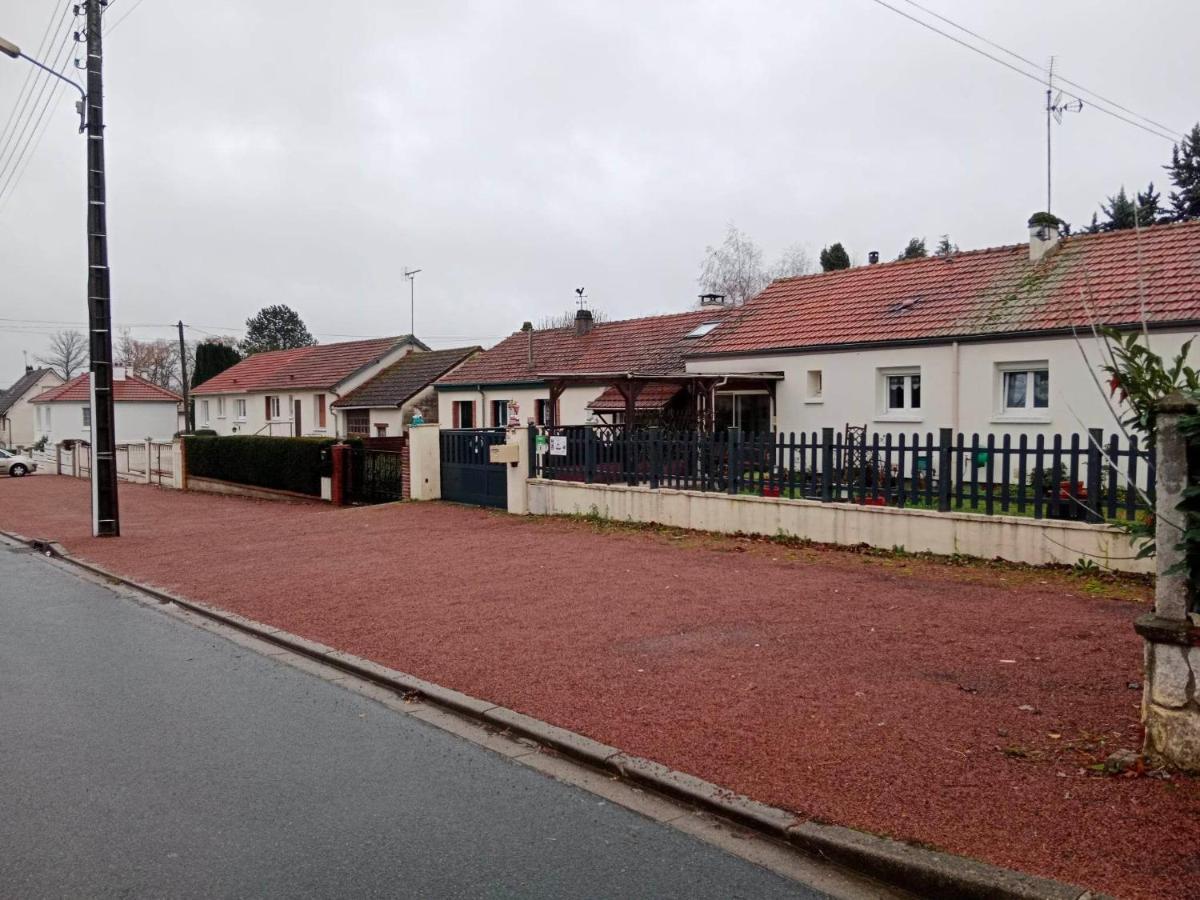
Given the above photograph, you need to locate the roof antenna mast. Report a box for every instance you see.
[1045,56,1083,215]
[404,268,422,337]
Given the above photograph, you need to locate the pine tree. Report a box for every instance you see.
[1136,182,1164,225]
[819,242,851,272]
[1165,123,1200,221]
[1099,183,1164,231]
[897,237,927,260]
[934,235,958,256]
[240,305,317,355]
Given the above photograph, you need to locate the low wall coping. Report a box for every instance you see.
[187,475,323,504]
[1135,613,1200,646]
[527,478,1127,537]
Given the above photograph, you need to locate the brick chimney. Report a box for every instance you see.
[574,308,594,337]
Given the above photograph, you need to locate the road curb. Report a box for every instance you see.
[4,530,1106,900]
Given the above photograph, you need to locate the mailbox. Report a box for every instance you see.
[489,443,520,465]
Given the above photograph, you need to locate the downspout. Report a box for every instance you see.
[951,341,960,432]
[710,376,731,431]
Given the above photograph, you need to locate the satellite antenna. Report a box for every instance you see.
[404,268,421,336]
[1045,56,1083,215]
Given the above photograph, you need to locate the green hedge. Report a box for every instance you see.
[184,435,337,496]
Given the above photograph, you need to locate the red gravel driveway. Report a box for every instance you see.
[1,477,1196,899]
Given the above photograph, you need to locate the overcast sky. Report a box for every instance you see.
[0,0,1196,384]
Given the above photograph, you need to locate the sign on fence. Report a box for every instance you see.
[549,435,567,456]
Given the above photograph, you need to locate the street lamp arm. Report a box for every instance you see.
[0,37,87,132]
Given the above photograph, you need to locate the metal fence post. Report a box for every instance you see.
[584,425,596,484]
[937,427,952,512]
[527,424,537,478]
[726,427,739,495]
[648,426,661,490]
[1086,427,1104,523]
[820,427,834,502]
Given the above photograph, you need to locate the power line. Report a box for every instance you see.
[867,0,1180,144]
[105,0,149,36]
[896,0,1183,137]
[0,2,70,173]
[0,11,79,208]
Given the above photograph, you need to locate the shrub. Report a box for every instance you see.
[184,435,337,496]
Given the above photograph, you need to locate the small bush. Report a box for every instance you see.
[184,435,337,496]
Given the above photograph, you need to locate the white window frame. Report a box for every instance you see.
[201,400,211,426]
[267,396,281,420]
[876,366,922,422]
[82,406,91,428]
[993,361,1051,423]
[235,398,247,421]
[216,397,226,418]
[805,369,823,404]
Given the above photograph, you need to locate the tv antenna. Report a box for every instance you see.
[1045,56,1083,215]
[404,268,422,336]
[575,287,588,310]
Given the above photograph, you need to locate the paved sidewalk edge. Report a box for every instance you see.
[6,531,1106,900]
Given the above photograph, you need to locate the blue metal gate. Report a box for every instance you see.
[440,429,507,509]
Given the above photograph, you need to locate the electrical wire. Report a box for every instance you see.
[896,0,1183,137]
[867,0,1181,144]
[104,0,149,36]
[0,3,62,159]
[0,12,79,209]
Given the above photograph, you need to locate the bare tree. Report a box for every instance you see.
[116,331,181,391]
[697,223,768,306]
[37,330,87,380]
[768,243,813,280]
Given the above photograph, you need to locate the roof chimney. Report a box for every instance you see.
[25,363,33,373]
[698,293,727,307]
[868,251,879,265]
[112,366,127,381]
[522,321,534,369]
[1027,212,1062,263]
[574,307,594,337]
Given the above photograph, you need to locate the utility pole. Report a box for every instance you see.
[85,0,119,537]
[404,268,421,336]
[177,321,192,432]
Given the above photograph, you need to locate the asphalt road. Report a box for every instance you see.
[0,543,826,899]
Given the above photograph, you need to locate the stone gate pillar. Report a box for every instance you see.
[1135,393,1200,771]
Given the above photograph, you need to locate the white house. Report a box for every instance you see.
[190,335,429,438]
[683,218,1200,440]
[0,366,63,449]
[30,368,182,444]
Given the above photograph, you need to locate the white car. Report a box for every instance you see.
[0,449,36,476]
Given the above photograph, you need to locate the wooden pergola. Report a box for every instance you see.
[538,371,784,430]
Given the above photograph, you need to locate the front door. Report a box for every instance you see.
[293,399,302,437]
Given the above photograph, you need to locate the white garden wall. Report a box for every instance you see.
[526,478,1151,573]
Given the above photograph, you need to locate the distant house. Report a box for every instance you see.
[331,345,480,438]
[190,335,429,438]
[0,366,63,449]
[30,368,182,444]
[684,218,1200,438]
[435,306,779,429]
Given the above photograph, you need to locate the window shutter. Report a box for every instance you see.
[265,396,271,420]
[452,402,460,428]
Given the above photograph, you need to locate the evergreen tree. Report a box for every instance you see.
[819,242,851,272]
[1086,212,1101,234]
[1099,183,1164,231]
[1165,122,1200,221]
[240,305,317,355]
[191,340,242,389]
[898,237,927,260]
[934,235,958,256]
[1136,182,1164,225]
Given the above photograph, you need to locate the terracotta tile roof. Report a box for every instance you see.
[332,346,480,408]
[0,367,56,416]
[438,308,737,386]
[691,220,1200,357]
[31,372,182,403]
[587,383,682,410]
[193,336,427,394]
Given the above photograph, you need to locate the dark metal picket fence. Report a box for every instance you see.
[529,424,1155,523]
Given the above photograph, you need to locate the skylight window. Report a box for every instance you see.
[686,322,722,339]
